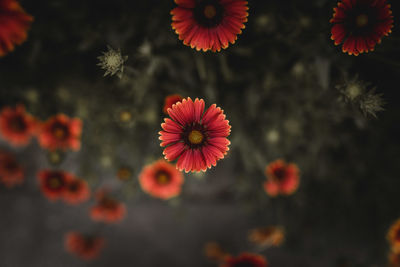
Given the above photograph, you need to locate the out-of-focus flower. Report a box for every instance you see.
[0,104,37,146]
[330,0,393,56]
[63,177,90,205]
[97,45,128,79]
[163,94,183,114]
[359,89,385,118]
[37,170,70,201]
[139,159,184,200]
[171,0,249,52]
[90,189,126,223]
[220,253,268,267]
[0,0,33,57]
[116,166,132,181]
[65,231,105,261]
[159,97,231,173]
[389,251,400,267]
[263,159,300,197]
[38,114,82,151]
[337,77,385,118]
[204,242,229,261]
[248,226,285,247]
[387,219,400,253]
[0,151,24,188]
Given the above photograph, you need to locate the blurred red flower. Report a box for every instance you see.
[65,231,105,261]
[159,97,231,172]
[38,114,82,151]
[171,0,249,52]
[388,219,400,253]
[264,159,300,197]
[37,170,70,201]
[139,159,184,200]
[220,253,268,267]
[0,150,24,188]
[63,177,91,205]
[0,104,37,146]
[0,0,33,57]
[163,94,183,114]
[90,189,126,223]
[330,0,393,55]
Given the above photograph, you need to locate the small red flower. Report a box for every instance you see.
[37,169,70,201]
[388,219,400,253]
[65,231,105,261]
[163,94,183,114]
[0,0,33,57]
[139,159,184,200]
[90,189,126,223]
[221,253,268,267]
[330,0,393,56]
[263,159,300,197]
[63,177,91,205]
[38,114,82,151]
[0,151,24,188]
[159,97,231,173]
[171,0,249,52]
[0,104,37,146]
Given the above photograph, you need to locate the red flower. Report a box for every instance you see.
[163,94,183,114]
[388,219,400,253]
[221,253,268,267]
[65,231,105,261]
[90,189,126,223]
[0,151,24,188]
[63,177,91,205]
[38,114,82,151]
[330,0,393,56]
[139,159,184,200]
[263,159,300,197]
[171,0,249,52]
[159,97,231,173]
[37,170,70,201]
[0,104,37,146]
[0,0,33,57]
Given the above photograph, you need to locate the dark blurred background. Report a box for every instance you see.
[0,0,400,266]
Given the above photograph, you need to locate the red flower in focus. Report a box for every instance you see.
[90,189,126,223]
[37,170,70,201]
[0,104,37,146]
[0,0,33,57]
[171,0,249,52]
[163,94,183,114]
[263,159,300,197]
[0,150,24,188]
[65,231,105,261]
[159,97,231,173]
[221,253,268,267]
[38,114,82,151]
[388,219,400,253]
[330,0,393,56]
[139,159,184,200]
[63,177,90,205]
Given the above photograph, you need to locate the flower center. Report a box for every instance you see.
[194,0,224,28]
[119,111,132,122]
[68,181,80,192]
[356,14,368,27]
[156,172,170,184]
[10,116,26,132]
[204,5,217,19]
[273,167,286,180]
[49,176,62,189]
[188,130,204,145]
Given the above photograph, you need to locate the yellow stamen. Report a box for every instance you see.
[356,14,368,27]
[204,5,217,19]
[188,130,204,145]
